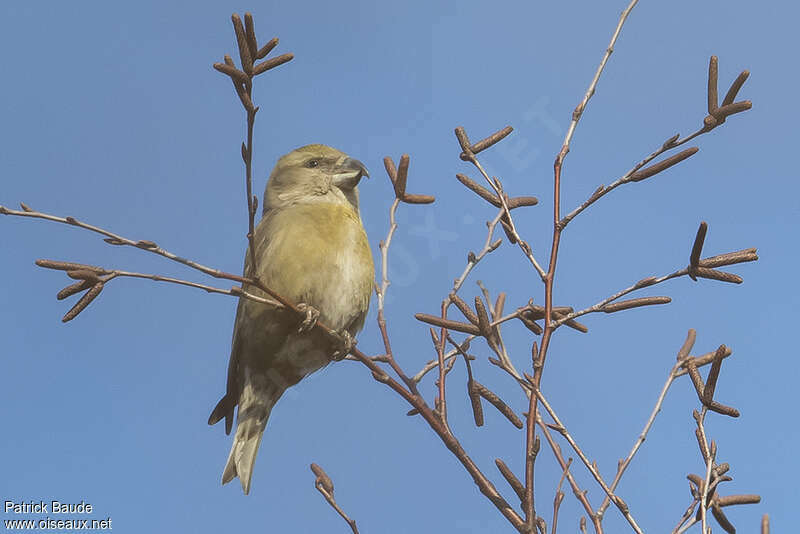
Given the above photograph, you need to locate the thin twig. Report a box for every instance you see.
[529,3,643,531]
[345,344,526,530]
[374,194,417,391]
[412,344,469,383]
[436,303,450,425]
[554,245,756,327]
[364,159,525,528]
[377,198,400,314]
[107,270,277,305]
[311,463,360,534]
[561,0,641,154]
[1,205,360,343]
[537,418,603,534]
[597,345,693,517]
[561,127,704,227]
[533,386,643,533]
[551,458,572,534]
[477,281,522,381]
[671,496,700,534]
[697,407,713,534]
[452,210,505,293]
[411,305,529,383]
[0,206,243,280]
[244,104,258,270]
[461,152,547,281]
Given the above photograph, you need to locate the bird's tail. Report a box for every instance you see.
[221,373,281,495]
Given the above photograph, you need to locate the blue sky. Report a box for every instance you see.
[1,1,796,533]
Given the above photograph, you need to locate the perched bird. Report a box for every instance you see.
[208,144,374,494]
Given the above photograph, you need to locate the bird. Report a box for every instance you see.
[208,144,374,494]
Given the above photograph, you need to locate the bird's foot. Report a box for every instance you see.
[296,303,320,333]
[331,330,355,361]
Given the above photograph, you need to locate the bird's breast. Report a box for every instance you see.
[255,202,374,332]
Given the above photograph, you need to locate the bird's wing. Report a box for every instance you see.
[208,211,277,434]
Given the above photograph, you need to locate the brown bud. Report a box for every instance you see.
[685,359,706,398]
[494,292,506,317]
[713,100,752,120]
[554,312,588,333]
[518,312,543,335]
[256,37,279,60]
[722,70,750,107]
[710,499,736,532]
[310,463,334,494]
[62,282,104,323]
[136,240,158,249]
[662,133,680,149]
[634,276,658,289]
[495,458,525,502]
[629,147,699,182]
[36,259,107,274]
[506,196,539,209]
[717,494,761,507]
[699,248,758,268]
[253,53,294,75]
[468,380,484,427]
[708,55,719,114]
[474,296,491,337]
[371,370,390,383]
[695,428,710,460]
[395,154,409,198]
[231,14,253,73]
[451,295,478,325]
[459,126,513,160]
[456,173,501,207]
[454,126,471,155]
[473,381,523,429]
[689,221,708,274]
[499,215,517,244]
[692,267,743,284]
[66,270,103,283]
[383,156,397,184]
[401,194,435,204]
[213,62,249,85]
[602,296,671,313]
[414,313,480,335]
[57,280,93,300]
[706,401,740,418]
[243,13,258,58]
[677,329,697,361]
[702,345,726,404]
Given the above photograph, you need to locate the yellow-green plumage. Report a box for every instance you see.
[208,145,374,494]
[256,204,373,328]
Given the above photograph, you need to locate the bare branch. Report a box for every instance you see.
[598,332,699,517]
[310,463,360,534]
[533,386,643,533]
[551,458,572,534]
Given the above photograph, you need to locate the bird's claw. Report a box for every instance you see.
[331,330,355,361]
[296,303,320,333]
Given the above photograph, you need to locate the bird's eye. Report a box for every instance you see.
[306,159,320,168]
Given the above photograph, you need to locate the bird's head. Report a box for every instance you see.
[263,144,369,214]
